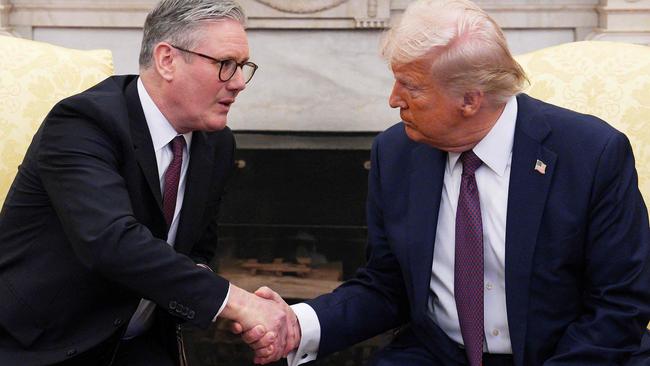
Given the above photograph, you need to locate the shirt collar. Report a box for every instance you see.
[447,95,517,176]
[137,77,192,152]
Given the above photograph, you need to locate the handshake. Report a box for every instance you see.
[220,284,301,365]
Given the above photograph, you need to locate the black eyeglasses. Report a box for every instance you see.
[170,44,258,84]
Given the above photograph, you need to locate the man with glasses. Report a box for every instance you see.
[0,0,297,365]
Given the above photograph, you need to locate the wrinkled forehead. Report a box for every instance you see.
[390,54,437,79]
[194,19,250,59]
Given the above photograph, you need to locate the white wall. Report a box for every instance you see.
[6,0,649,131]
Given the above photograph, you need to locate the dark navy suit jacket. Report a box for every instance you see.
[0,76,234,365]
[307,94,650,365]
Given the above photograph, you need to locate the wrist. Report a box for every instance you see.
[220,284,247,321]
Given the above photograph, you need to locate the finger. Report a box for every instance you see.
[254,356,277,365]
[253,344,274,357]
[230,321,244,335]
[241,325,269,344]
[254,344,284,364]
[262,287,285,304]
[254,351,283,365]
[253,356,272,365]
[283,317,296,355]
[249,330,277,349]
[274,338,286,359]
[284,316,300,355]
[254,286,275,300]
[259,337,284,361]
[274,327,287,351]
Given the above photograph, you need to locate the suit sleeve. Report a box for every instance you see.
[305,138,410,357]
[37,100,229,329]
[545,132,650,365]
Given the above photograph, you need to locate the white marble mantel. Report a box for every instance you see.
[2,0,649,131]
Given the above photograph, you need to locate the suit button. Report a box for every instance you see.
[66,349,77,357]
[113,318,123,327]
[188,310,195,320]
[181,308,189,316]
[169,301,177,310]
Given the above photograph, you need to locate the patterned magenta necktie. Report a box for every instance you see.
[455,150,484,366]
[163,136,185,227]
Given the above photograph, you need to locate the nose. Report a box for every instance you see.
[226,67,247,92]
[388,82,406,109]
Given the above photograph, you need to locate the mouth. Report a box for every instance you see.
[218,98,235,108]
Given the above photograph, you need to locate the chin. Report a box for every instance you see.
[404,125,424,143]
[202,117,228,132]
[404,126,445,150]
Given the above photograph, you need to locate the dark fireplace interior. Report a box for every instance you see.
[184,131,393,366]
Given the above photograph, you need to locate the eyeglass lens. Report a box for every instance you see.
[220,60,256,84]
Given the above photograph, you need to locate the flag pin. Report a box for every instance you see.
[534,159,547,175]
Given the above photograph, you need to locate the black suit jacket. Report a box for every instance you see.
[0,75,234,365]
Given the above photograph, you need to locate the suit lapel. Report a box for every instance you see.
[505,94,556,366]
[408,144,447,316]
[126,79,163,213]
[125,78,215,253]
[175,131,214,254]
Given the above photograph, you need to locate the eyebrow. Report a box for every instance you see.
[210,50,250,63]
[171,44,250,63]
[226,55,250,63]
[396,77,416,86]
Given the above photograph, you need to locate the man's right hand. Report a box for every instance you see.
[219,284,292,362]
[229,286,301,364]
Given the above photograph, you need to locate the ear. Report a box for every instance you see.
[460,90,484,117]
[152,42,176,82]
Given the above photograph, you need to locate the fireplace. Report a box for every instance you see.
[218,131,374,279]
[184,131,393,366]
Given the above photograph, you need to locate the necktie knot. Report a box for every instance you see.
[460,150,482,176]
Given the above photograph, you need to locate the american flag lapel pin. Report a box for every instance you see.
[534,159,547,175]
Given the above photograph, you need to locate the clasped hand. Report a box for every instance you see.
[224,285,300,364]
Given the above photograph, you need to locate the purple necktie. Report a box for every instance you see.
[163,136,185,227]
[455,150,484,366]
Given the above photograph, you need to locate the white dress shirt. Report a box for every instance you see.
[124,78,229,338]
[428,96,517,353]
[289,96,518,364]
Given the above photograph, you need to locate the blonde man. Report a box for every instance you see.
[241,0,650,365]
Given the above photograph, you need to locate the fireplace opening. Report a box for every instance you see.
[184,131,394,365]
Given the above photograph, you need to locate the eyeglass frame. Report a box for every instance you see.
[169,44,258,84]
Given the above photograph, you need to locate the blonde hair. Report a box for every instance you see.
[381,0,527,105]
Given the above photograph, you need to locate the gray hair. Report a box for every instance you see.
[381,0,526,105]
[139,0,246,68]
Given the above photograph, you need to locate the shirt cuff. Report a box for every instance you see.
[286,303,320,366]
[212,283,231,322]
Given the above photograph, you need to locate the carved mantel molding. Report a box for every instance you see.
[252,0,351,14]
[240,0,390,28]
[4,0,650,43]
[0,0,13,35]
[587,0,650,45]
[7,0,391,31]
